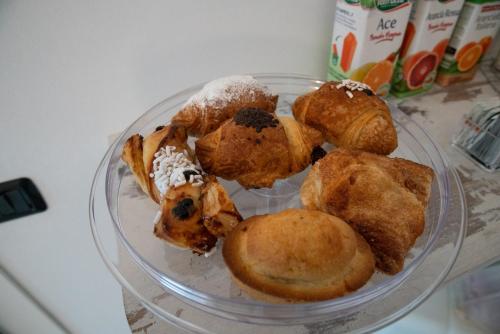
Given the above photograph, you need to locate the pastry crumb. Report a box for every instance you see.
[336,79,374,98]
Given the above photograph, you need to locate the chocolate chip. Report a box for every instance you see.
[363,88,374,96]
[311,146,327,165]
[182,169,199,181]
[155,125,165,131]
[234,108,279,133]
[172,198,195,220]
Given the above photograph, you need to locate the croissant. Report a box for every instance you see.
[300,148,434,274]
[195,108,324,188]
[172,75,278,137]
[122,125,242,254]
[293,80,398,155]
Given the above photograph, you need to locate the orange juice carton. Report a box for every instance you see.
[437,0,500,86]
[391,0,465,97]
[327,0,412,95]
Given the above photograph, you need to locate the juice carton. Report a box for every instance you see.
[327,0,413,96]
[437,0,500,86]
[391,0,465,97]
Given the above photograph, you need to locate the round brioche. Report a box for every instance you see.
[222,208,375,303]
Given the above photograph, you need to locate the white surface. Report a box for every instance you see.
[0,1,335,333]
[0,268,65,334]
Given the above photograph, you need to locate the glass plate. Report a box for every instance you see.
[90,74,466,333]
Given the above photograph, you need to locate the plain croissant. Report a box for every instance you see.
[172,75,278,137]
[122,125,242,254]
[301,148,434,274]
[292,81,398,155]
[195,108,324,188]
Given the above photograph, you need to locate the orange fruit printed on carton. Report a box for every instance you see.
[327,0,412,96]
[437,0,500,86]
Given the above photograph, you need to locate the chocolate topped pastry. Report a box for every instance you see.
[195,111,324,188]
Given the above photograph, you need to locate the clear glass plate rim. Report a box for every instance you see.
[89,143,466,332]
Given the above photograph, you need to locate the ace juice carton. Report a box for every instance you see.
[391,0,465,97]
[436,0,500,86]
[327,0,412,96]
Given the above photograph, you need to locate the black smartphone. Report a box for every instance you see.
[0,178,47,223]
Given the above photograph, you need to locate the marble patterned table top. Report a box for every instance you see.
[123,68,500,334]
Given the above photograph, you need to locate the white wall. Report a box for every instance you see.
[0,1,335,333]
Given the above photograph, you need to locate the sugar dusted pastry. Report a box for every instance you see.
[301,148,434,274]
[121,125,242,254]
[195,108,324,188]
[293,80,398,155]
[172,75,278,137]
[222,208,375,302]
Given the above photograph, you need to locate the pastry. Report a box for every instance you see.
[222,208,375,302]
[195,108,324,188]
[172,75,278,137]
[122,125,193,204]
[292,80,398,155]
[201,175,243,238]
[301,148,434,274]
[122,125,242,254]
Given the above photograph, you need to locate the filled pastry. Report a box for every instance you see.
[293,80,398,155]
[122,125,242,254]
[195,108,324,188]
[223,208,375,302]
[301,148,434,274]
[172,75,278,137]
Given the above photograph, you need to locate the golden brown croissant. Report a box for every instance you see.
[293,80,398,155]
[223,208,375,302]
[172,75,278,137]
[195,108,324,188]
[122,125,242,254]
[301,148,434,274]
